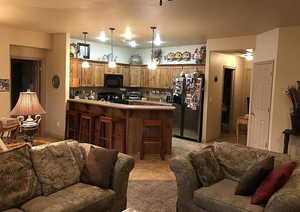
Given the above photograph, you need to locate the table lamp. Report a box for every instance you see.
[10,90,46,127]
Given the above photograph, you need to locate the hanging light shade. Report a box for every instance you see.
[148,26,157,70]
[81,32,90,68]
[108,27,117,69]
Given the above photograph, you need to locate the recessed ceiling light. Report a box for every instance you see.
[129,40,138,48]
[121,27,135,40]
[96,31,109,42]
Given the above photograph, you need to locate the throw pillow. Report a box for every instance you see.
[235,156,274,195]
[30,141,81,195]
[189,147,224,187]
[81,146,118,188]
[251,161,296,204]
[0,144,41,211]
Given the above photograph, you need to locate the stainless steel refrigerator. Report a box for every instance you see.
[172,73,205,141]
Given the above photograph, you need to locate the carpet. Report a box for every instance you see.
[127,180,177,212]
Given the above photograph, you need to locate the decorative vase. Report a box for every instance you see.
[290,112,300,135]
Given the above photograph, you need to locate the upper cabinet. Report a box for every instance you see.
[129,66,144,87]
[69,58,205,89]
[70,59,80,88]
[94,63,105,87]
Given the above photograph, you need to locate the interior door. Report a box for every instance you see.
[247,61,274,150]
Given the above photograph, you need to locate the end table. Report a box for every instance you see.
[283,129,300,154]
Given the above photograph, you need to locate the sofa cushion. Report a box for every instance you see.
[235,156,274,195]
[0,144,41,211]
[252,162,296,204]
[189,147,224,186]
[66,140,86,172]
[2,209,24,212]
[81,146,118,188]
[21,183,116,212]
[193,179,264,212]
[30,141,81,195]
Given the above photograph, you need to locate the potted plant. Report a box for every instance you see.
[287,81,300,134]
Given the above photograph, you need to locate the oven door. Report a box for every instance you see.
[104,74,123,88]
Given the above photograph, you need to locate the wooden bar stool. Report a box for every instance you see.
[141,119,164,160]
[95,116,126,153]
[78,113,95,143]
[65,110,79,140]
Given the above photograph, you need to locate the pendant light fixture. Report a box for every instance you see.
[148,26,157,70]
[108,27,117,69]
[81,32,90,69]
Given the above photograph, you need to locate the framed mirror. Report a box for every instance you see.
[51,75,60,89]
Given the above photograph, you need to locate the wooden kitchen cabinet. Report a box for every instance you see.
[121,65,130,87]
[93,63,105,87]
[80,62,94,87]
[141,67,148,88]
[129,66,143,87]
[148,68,160,88]
[159,66,172,89]
[70,58,81,88]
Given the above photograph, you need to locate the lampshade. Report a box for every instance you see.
[10,91,46,116]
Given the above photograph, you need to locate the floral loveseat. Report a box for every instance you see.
[0,140,135,212]
[170,142,300,212]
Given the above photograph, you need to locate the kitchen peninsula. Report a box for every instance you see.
[66,99,175,156]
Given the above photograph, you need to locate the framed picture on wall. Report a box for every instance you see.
[0,79,9,92]
[77,43,90,59]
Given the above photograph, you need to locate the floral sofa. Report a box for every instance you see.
[170,142,300,212]
[0,140,135,212]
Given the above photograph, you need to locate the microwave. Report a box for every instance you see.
[104,74,123,88]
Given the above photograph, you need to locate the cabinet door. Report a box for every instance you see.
[148,68,160,88]
[182,66,197,74]
[141,67,148,88]
[70,59,80,87]
[80,62,93,87]
[94,63,105,87]
[129,66,142,87]
[122,65,130,87]
[159,66,172,89]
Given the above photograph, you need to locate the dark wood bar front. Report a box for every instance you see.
[66,99,175,156]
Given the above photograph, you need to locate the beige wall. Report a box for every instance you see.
[269,26,300,153]
[44,33,70,139]
[0,25,51,117]
[202,35,256,141]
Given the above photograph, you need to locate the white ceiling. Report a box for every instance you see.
[1,0,300,47]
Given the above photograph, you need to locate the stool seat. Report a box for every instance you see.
[141,119,164,160]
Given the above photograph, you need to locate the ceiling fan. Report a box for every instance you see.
[159,0,173,6]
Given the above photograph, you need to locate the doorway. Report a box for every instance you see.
[221,68,235,134]
[10,59,41,109]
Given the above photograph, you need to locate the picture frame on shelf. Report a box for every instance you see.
[0,79,9,92]
[77,43,90,59]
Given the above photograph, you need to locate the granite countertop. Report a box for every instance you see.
[68,99,175,111]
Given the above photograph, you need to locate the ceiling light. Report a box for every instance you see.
[109,27,117,69]
[108,61,117,68]
[121,27,135,40]
[129,40,138,48]
[147,61,157,70]
[96,31,108,42]
[81,32,90,68]
[82,61,90,68]
[153,31,165,46]
[244,54,254,61]
[148,26,157,70]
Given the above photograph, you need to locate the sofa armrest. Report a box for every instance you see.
[170,156,200,202]
[111,153,135,212]
[265,162,300,212]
